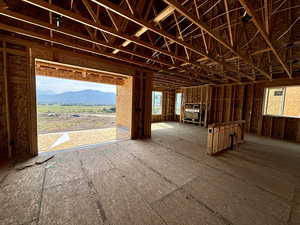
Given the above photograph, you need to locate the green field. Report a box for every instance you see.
[37,104,116,134]
[37,104,115,114]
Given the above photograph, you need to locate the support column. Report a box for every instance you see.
[131,71,152,139]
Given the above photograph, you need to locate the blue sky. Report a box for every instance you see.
[36,76,116,94]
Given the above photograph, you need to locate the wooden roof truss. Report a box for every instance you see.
[0,0,299,88]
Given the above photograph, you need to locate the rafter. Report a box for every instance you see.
[112,5,175,55]
[238,0,292,79]
[194,0,208,54]
[89,0,253,81]
[81,0,108,43]
[152,6,175,65]
[125,0,134,15]
[0,10,183,69]
[163,0,271,80]
[173,12,190,61]
[224,0,233,46]
[3,11,218,85]
[19,0,241,82]
[106,8,119,32]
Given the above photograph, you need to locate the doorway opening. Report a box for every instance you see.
[35,60,131,153]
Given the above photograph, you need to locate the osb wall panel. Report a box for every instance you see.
[7,53,31,156]
[116,77,133,131]
[152,90,175,123]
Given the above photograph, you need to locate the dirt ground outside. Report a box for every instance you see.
[37,104,131,152]
[37,105,116,134]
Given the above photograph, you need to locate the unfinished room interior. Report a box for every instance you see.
[0,0,300,224]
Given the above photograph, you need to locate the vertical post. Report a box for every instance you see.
[296,120,300,143]
[27,47,38,156]
[143,71,152,138]
[3,41,12,158]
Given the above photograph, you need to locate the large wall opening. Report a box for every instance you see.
[35,60,132,153]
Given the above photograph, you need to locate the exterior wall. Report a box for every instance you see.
[0,43,33,158]
[265,86,300,117]
[7,52,32,157]
[116,77,133,131]
[152,89,175,123]
[284,87,300,117]
[0,36,153,159]
[179,81,300,143]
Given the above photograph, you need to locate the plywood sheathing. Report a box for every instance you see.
[116,77,133,131]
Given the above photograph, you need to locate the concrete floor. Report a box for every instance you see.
[1,122,300,225]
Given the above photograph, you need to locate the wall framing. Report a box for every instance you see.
[0,36,153,159]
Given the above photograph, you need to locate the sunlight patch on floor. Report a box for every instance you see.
[151,122,175,130]
[38,127,129,152]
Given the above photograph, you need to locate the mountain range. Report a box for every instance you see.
[37,89,116,105]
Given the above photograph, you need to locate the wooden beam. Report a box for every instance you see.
[125,0,134,15]
[112,5,175,54]
[193,0,208,54]
[27,47,38,156]
[163,0,271,80]
[224,0,233,46]
[17,0,183,63]
[238,0,292,79]
[89,0,252,80]
[106,8,119,31]
[0,10,180,69]
[81,0,108,43]
[2,41,12,158]
[0,21,210,85]
[0,23,166,71]
[14,1,227,81]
